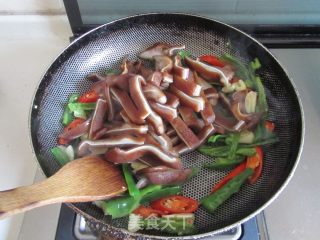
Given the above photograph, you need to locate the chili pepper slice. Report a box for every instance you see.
[133,206,165,218]
[199,55,226,68]
[265,121,275,132]
[246,146,263,184]
[211,161,247,193]
[78,90,99,103]
[150,195,199,214]
[58,118,85,145]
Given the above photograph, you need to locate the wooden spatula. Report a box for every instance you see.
[0,156,127,219]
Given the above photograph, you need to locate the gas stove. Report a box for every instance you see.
[55,204,268,240]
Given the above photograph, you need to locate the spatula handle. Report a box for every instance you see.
[0,179,60,219]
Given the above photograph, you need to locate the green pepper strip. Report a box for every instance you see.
[62,94,79,125]
[122,164,140,199]
[51,147,70,166]
[68,102,96,119]
[68,102,96,111]
[101,185,181,218]
[201,168,254,213]
[219,54,250,84]
[140,185,181,204]
[204,155,245,170]
[198,145,256,157]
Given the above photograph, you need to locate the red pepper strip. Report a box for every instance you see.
[150,195,199,214]
[133,206,166,218]
[199,55,226,68]
[78,90,99,103]
[211,161,247,193]
[58,118,85,145]
[265,121,275,132]
[246,146,263,184]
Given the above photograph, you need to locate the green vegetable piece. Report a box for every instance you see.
[102,195,141,219]
[68,102,96,119]
[208,134,226,143]
[177,50,191,60]
[62,109,73,126]
[250,58,261,70]
[201,168,253,213]
[140,185,181,204]
[68,93,80,103]
[62,94,79,125]
[235,147,256,156]
[254,76,268,115]
[140,184,162,196]
[225,133,240,159]
[204,155,245,170]
[122,164,140,199]
[51,147,70,166]
[68,102,96,111]
[197,145,228,157]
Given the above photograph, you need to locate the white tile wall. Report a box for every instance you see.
[0,0,64,13]
[0,14,71,240]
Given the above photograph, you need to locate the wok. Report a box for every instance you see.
[30,13,304,239]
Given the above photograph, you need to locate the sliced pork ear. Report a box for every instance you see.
[200,91,215,126]
[129,75,152,119]
[138,166,192,185]
[173,72,202,97]
[146,110,165,135]
[105,145,182,169]
[174,124,216,154]
[166,126,177,137]
[173,55,189,80]
[78,135,145,156]
[146,131,175,155]
[142,83,167,104]
[58,118,91,144]
[149,101,178,122]
[170,117,200,149]
[104,84,114,121]
[88,99,107,139]
[169,85,205,112]
[121,58,142,75]
[193,71,212,90]
[103,122,148,136]
[87,73,105,82]
[162,72,173,83]
[170,135,181,146]
[178,106,204,132]
[164,92,180,108]
[139,42,185,59]
[154,55,173,72]
[105,73,133,92]
[110,87,145,124]
[139,42,171,59]
[185,57,232,86]
[204,87,219,99]
[146,71,163,87]
[166,44,185,56]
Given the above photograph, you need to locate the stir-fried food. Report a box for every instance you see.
[51,43,278,235]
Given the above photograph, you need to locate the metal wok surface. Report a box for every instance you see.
[30,13,303,239]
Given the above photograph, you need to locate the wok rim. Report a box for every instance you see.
[28,12,305,238]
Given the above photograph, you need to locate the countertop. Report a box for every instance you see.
[0,14,319,240]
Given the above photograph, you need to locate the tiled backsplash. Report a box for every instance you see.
[0,0,65,13]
